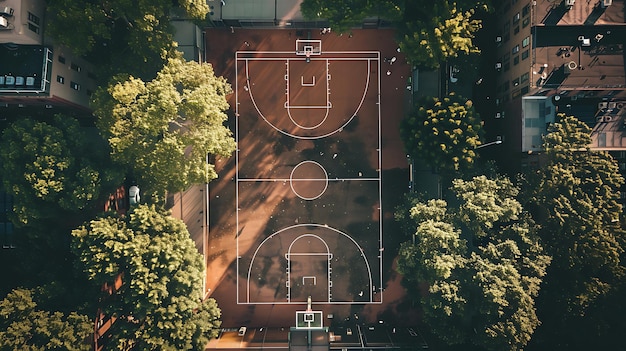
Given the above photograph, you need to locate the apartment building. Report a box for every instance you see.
[0,0,96,112]
[493,0,626,207]
[493,0,625,152]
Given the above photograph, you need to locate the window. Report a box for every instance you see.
[521,72,529,83]
[514,26,520,35]
[504,62,510,72]
[28,12,40,25]
[87,72,97,80]
[70,63,81,72]
[513,77,520,86]
[513,12,520,23]
[514,56,520,65]
[503,81,510,92]
[521,86,529,94]
[512,45,520,54]
[27,12,40,34]
[56,75,64,84]
[70,81,80,91]
[58,56,66,64]
[28,23,39,34]
[523,17,530,28]
[523,4,530,17]
[522,49,529,60]
[522,36,530,47]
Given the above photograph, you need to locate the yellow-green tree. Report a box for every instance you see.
[397,176,550,351]
[45,0,209,79]
[0,288,92,351]
[0,116,112,226]
[523,114,626,350]
[400,93,484,174]
[398,3,481,69]
[93,57,236,196]
[72,205,221,350]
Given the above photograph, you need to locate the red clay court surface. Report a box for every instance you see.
[205,28,412,325]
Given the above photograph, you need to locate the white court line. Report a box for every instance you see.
[244,58,373,140]
[238,178,380,182]
[246,224,374,304]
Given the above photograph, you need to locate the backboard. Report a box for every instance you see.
[295,310,324,329]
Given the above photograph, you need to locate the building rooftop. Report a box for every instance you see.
[533,25,626,96]
[534,0,624,26]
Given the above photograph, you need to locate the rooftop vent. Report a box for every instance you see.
[602,0,612,8]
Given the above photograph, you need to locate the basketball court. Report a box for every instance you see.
[234,39,383,305]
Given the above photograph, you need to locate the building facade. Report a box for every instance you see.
[0,0,96,112]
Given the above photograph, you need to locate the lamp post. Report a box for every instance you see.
[475,140,503,149]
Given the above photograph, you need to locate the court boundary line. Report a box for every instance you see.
[235,50,382,305]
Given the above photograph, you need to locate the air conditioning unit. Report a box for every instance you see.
[602,0,612,8]
[0,7,14,17]
[597,115,605,123]
[495,36,502,43]
[495,112,502,119]
[604,116,613,122]
[609,102,617,109]
[565,0,575,6]
[495,62,502,70]
[598,102,608,109]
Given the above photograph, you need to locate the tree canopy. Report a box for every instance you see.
[397,176,550,351]
[0,116,111,226]
[300,0,489,68]
[71,204,221,350]
[93,57,236,196]
[45,0,209,80]
[523,114,626,349]
[397,2,481,69]
[400,93,484,174]
[0,288,92,351]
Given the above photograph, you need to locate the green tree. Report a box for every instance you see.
[400,93,484,174]
[45,0,209,79]
[300,0,488,68]
[93,57,236,196]
[523,114,626,350]
[300,0,401,32]
[0,288,92,351]
[397,2,482,69]
[0,116,109,226]
[397,176,550,351]
[71,205,221,350]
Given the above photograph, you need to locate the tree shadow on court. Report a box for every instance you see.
[272,133,297,155]
[381,168,411,282]
[300,136,376,178]
[342,115,360,132]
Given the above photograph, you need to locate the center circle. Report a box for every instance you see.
[290,161,328,200]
